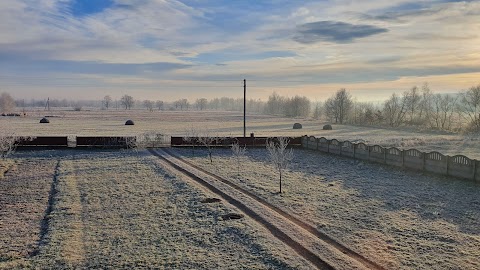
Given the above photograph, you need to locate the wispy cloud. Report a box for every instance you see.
[0,0,479,100]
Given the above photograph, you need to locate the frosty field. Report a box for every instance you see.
[2,109,480,159]
[0,149,313,269]
[174,147,480,270]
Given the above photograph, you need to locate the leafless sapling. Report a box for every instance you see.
[266,137,293,194]
[231,140,246,176]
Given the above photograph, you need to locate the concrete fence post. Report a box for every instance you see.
[316,138,319,151]
[446,155,450,176]
[473,159,477,181]
[353,143,356,159]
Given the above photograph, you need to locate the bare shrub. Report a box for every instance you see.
[231,140,246,175]
[198,130,219,164]
[266,137,293,194]
[0,133,35,159]
[183,127,199,156]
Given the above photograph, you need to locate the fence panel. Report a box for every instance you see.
[448,155,475,180]
[354,143,369,160]
[425,152,448,174]
[76,136,136,148]
[329,139,341,155]
[341,141,354,158]
[301,136,308,148]
[385,147,403,167]
[17,136,68,147]
[404,149,424,170]
[476,160,480,182]
[307,136,318,150]
[369,145,386,164]
[318,137,329,152]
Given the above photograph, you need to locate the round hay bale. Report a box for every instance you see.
[323,124,333,130]
[293,123,302,129]
[39,117,50,123]
[125,120,135,125]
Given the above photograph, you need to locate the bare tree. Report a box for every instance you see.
[459,84,480,131]
[429,94,458,130]
[103,95,112,109]
[120,94,134,110]
[312,101,322,120]
[195,98,208,110]
[404,86,422,124]
[231,140,247,176]
[266,137,293,194]
[383,93,408,127]
[0,92,16,113]
[183,127,199,156]
[325,89,352,124]
[198,130,218,164]
[156,100,164,111]
[143,100,154,112]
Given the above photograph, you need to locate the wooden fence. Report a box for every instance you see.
[10,136,135,148]
[301,135,480,182]
[171,136,302,147]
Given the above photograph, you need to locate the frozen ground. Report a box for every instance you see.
[0,149,312,269]
[175,147,480,270]
[2,110,479,159]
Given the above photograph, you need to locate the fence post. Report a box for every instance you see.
[422,152,426,171]
[327,140,330,153]
[316,138,319,150]
[401,150,405,167]
[353,143,356,159]
[473,159,477,181]
[446,156,450,176]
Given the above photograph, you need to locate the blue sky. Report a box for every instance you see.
[1,0,479,101]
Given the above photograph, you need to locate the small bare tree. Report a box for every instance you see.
[183,127,199,156]
[198,130,218,164]
[103,95,112,109]
[231,140,246,176]
[266,137,293,194]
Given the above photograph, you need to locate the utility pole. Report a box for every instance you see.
[243,79,246,138]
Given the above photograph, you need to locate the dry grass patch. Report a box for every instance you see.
[25,149,311,269]
[176,147,480,270]
[0,155,58,269]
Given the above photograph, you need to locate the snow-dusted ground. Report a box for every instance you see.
[175,147,480,270]
[2,110,479,159]
[1,149,312,269]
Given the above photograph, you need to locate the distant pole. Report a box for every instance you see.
[243,79,246,138]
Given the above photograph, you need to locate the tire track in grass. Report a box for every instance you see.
[149,149,334,270]
[160,148,386,270]
[33,156,86,269]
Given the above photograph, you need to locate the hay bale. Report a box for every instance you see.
[293,123,302,129]
[125,120,135,125]
[323,124,332,130]
[39,117,50,123]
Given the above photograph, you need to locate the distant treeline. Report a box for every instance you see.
[2,83,480,132]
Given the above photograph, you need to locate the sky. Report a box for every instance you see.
[1,0,479,102]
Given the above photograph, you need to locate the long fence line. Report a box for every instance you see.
[301,135,479,182]
[6,135,479,182]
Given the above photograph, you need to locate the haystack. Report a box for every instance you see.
[323,124,332,130]
[293,123,302,129]
[40,117,50,123]
[125,120,135,125]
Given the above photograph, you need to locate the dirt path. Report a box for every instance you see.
[151,148,385,270]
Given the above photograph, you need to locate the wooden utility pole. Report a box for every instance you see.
[243,79,246,138]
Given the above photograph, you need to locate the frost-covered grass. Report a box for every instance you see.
[0,152,60,269]
[2,110,479,159]
[175,147,480,270]
[1,149,312,269]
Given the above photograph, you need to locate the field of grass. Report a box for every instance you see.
[175,147,480,270]
[0,149,312,269]
[2,109,479,159]
[0,151,61,268]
